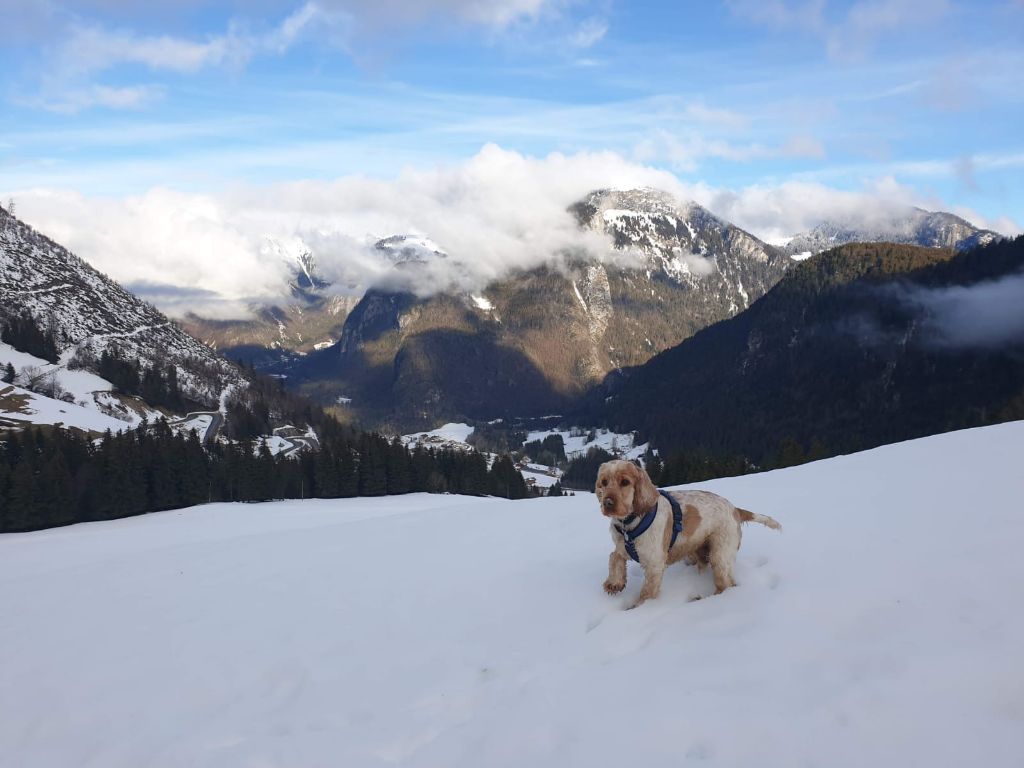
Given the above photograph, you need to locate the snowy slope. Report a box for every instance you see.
[0,341,162,429]
[401,422,476,449]
[527,425,647,460]
[2,422,1024,767]
[0,207,242,406]
[0,383,137,433]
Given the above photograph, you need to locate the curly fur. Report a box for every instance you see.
[595,460,781,609]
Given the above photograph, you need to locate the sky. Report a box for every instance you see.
[2,0,1022,317]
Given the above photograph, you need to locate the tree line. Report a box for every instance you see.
[0,420,532,534]
[1,310,60,364]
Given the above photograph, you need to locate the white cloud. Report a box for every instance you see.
[633,128,825,172]
[9,145,680,317]
[54,3,330,80]
[894,272,1024,349]
[34,0,565,110]
[316,0,558,29]
[43,84,162,113]
[727,0,953,61]
[569,17,608,48]
[9,145,1018,319]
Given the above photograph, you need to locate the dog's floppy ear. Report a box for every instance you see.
[594,462,609,496]
[630,462,660,517]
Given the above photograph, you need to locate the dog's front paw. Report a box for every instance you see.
[603,579,625,595]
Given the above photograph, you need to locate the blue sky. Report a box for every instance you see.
[2,1,1022,315]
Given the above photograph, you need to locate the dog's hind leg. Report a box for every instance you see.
[709,531,739,594]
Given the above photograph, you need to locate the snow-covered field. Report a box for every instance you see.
[526,425,648,460]
[401,422,476,450]
[2,422,1023,767]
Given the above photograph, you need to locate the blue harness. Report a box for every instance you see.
[614,490,684,563]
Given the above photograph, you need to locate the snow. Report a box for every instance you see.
[527,426,645,460]
[471,295,493,311]
[0,383,133,434]
[402,422,475,449]
[3,422,1024,767]
[520,462,563,489]
[0,341,52,371]
[254,435,292,455]
[790,250,813,261]
[1,341,164,428]
[170,412,214,440]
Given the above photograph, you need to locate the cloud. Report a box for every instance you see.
[726,0,953,61]
[30,0,569,110]
[569,17,608,48]
[32,2,340,112]
[634,129,825,173]
[53,3,332,79]
[42,84,162,113]
[895,272,1024,349]
[315,0,559,30]
[9,145,1019,320]
[10,145,681,317]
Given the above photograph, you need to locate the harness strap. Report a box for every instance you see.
[660,490,684,551]
[614,504,657,562]
[614,490,685,562]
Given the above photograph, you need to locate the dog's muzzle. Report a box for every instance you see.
[602,497,615,515]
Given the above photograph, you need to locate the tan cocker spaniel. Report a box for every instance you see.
[595,460,781,609]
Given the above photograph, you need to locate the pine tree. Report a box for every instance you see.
[489,454,528,499]
[385,438,413,495]
[338,448,358,497]
[0,459,13,532]
[6,461,36,532]
[358,434,388,496]
[2,362,14,384]
[38,453,74,528]
[774,437,806,469]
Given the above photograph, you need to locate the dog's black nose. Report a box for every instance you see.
[603,497,614,509]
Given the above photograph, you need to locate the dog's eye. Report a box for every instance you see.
[620,479,630,487]
[601,479,608,486]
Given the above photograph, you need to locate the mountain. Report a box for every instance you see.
[289,188,790,427]
[4,420,1023,766]
[781,207,1001,258]
[180,240,360,360]
[0,205,241,407]
[375,234,447,265]
[590,236,1024,463]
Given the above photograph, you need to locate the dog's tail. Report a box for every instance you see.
[736,508,782,530]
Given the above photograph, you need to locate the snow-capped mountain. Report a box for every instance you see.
[375,234,447,265]
[573,187,785,313]
[0,205,241,407]
[781,207,1001,258]
[261,237,330,299]
[291,188,790,427]
[183,237,358,357]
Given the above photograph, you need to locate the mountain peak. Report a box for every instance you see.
[782,208,1002,257]
[375,234,448,265]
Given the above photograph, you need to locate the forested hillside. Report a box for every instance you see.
[591,237,1024,465]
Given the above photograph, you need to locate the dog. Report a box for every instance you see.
[595,460,780,609]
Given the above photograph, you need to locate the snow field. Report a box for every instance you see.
[1,422,1023,766]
